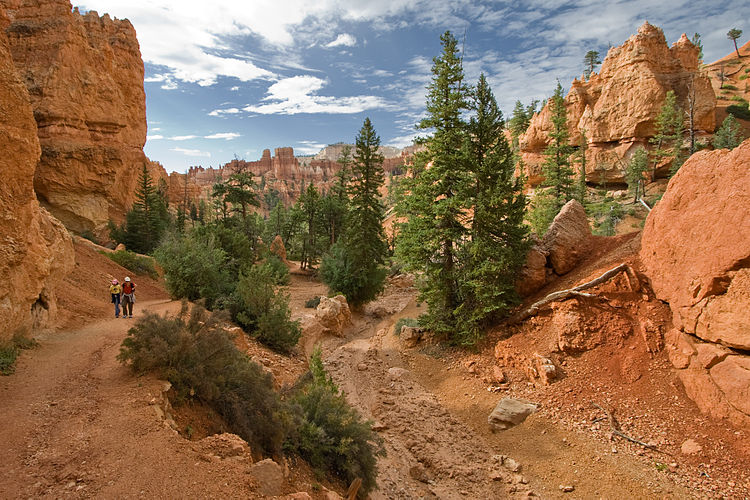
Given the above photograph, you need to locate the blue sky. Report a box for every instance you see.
[77,0,747,173]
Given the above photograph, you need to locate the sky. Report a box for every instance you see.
[76,0,748,173]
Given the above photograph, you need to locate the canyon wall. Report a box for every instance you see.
[520,22,716,186]
[1,0,148,237]
[641,138,750,428]
[0,9,73,340]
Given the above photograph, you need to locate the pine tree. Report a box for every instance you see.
[575,129,588,204]
[529,82,575,235]
[458,74,530,341]
[583,50,601,79]
[321,118,388,305]
[396,30,470,336]
[508,99,538,150]
[113,164,170,253]
[649,90,684,179]
[299,183,320,270]
[625,147,649,203]
[727,28,743,59]
[713,114,743,150]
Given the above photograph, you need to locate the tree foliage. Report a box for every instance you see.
[649,90,684,178]
[583,50,601,79]
[728,28,743,59]
[508,99,539,150]
[713,114,743,150]
[625,147,649,202]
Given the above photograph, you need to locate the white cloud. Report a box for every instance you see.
[244,75,391,115]
[171,147,211,157]
[296,140,326,155]
[170,135,198,141]
[230,86,240,91]
[385,132,421,149]
[208,107,241,117]
[205,132,241,140]
[146,134,164,140]
[325,33,357,48]
[161,80,178,90]
[144,74,167,82]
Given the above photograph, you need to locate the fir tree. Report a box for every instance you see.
[112,164,170,253]
[727,28,743,59]
[713,114,743,150]
[508,99,538,150]
[649,90,684,179]
[458,74,530,341]
[321,118,388,306]
[625,147,649,203]
[575,129,588,204]
[396,31,470,336]
[583,50,601,79]
[299,183,320,270]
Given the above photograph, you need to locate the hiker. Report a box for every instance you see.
[121,277,136,318]
[109,279,122,318]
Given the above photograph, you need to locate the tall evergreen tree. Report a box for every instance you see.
[299,183,320,270]
[396,31,470,336]
[458,74,530,341]
[727,28,743,59]
[529,82,575,235]
[575,129,588,204]
[508,99,538,150]
[582,50,601,79]
[649,90,684,179]
[625,147,649,203]
[321,119,388,305]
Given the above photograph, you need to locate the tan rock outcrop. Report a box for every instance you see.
[2,0,148,236]
[314,295,352,336]
[542,200,592,275]
[0,9,74,340]
[643,138,750,428]
[520,22,715,186]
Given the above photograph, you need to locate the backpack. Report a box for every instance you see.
[123,282,134,294]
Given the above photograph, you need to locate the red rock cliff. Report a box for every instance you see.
[520,22,715,186]
[1,0,148,236]
[0,8,73,339]
[641,138,750,428]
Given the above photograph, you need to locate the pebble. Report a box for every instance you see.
[559,485,575,493]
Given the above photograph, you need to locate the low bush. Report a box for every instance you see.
[229,265,300,353]
[304,296,321,309]
[117,303,287,456]
[287,348,384,497]
[258,254,290,285]
[0,334,37,375]
[727,102,750,120]
[731,95,749,104]
[104,250,159,279]
[722,84,738,91]
[393,317,420,336]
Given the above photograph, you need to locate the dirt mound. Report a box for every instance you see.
[53,237,169,329]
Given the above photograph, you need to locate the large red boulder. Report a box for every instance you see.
[542,199,592,275]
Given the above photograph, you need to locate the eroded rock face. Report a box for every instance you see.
[2,0,148,236]
[644,139,750,428]
[520,22,715,186]
[0,9,74,339]
[314,295,352,337]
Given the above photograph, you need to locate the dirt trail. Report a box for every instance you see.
[312,286,692,499]
[0,300,264,499]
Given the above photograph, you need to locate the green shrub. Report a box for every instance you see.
[154,232,232,309]
[229,265,300,353]
[731,95,749,104]
[118,303,287,455]
[739,74,748,80]
[258,254,290,285]
[287,348,384,497]
[304,296,321,308]
[104,250,159,279]
[727,102,750,120]
[0,334,38,375]
[722,84,738,90]
[320,243,387,307]
[80,230,98,243]
[393,317,420,336]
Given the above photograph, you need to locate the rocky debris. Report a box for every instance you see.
[249,459,284,496]
[520,22,714,185]
[532,355,557,385]
[642,139,750,428]
[408,463,431,483]
[195,433,251,460]
[314,295,351,336]
[286,493,312,500]
[516,237,549,296]
[559,484,575,493]
[680,439,703,455]
[400,326,424,347]
[549,299,633,353]
[2,0,151,236]
[0,9,74,339]
[496,455,523,473]
[269,235,288,262]
[542,200,592,275]
[488,398,539,431]
[492,366,507,384]
[114,243,126,252]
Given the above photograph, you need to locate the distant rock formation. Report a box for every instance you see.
[0,8,73,339]
[641,138,750,427]
[1,0,149,236]
[520,22,716,186]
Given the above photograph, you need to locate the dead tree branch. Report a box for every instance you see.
[592,402,669,454]
[512,264,638,323]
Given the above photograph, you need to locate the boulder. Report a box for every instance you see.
[250,459,284,496]
[542,200,592,275]
[400,326,424,347]
[516,239,548,296]
[520,22,714,186]
[196,433,251,460]
[641,139,750,348]
[488,398,538,431]
[314,295,351,336]
[548,298,632,353]
[0,9,74,340]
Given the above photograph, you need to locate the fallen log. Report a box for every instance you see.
[512,263,636,323]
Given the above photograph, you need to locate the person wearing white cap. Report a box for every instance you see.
[121,277,136,318]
